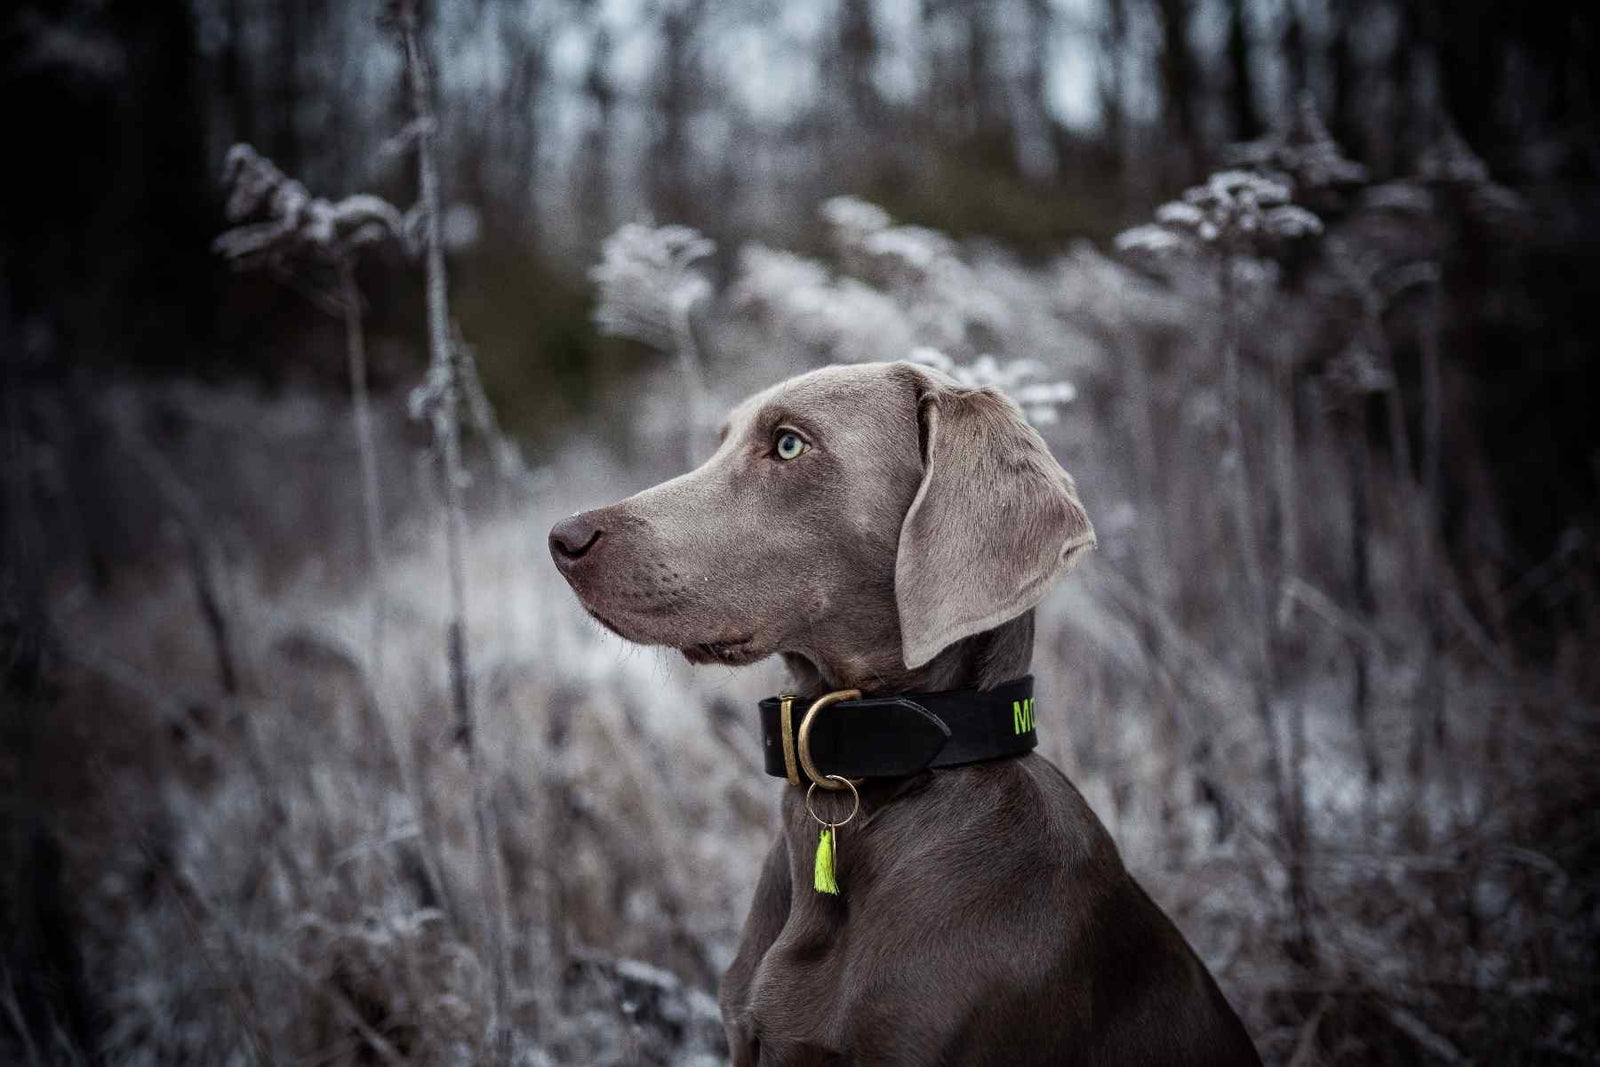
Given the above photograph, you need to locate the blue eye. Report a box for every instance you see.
[775,432,807,460]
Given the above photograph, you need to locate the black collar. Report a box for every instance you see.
[757,676,1037,784]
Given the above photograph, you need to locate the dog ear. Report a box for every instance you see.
[895,376,1096,670]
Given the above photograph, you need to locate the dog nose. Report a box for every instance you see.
[549,513,604,568]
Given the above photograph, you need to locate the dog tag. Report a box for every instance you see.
[805,775,859,896]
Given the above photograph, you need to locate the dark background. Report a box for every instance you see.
[7,2,1599,567]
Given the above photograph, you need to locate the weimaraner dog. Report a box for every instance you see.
[550,361,1261,1065]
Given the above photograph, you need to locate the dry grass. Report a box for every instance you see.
[2,371,1591,1064]
[5,180,1598,1064]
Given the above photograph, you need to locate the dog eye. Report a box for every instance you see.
[774,431,807,461]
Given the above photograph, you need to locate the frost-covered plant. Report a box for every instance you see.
[214,144,405,268]
[389,2,514,1057]
[590,222,716,463]
[817,197,1010,354]
[1115,167,1331,964]
[908,347,1077,426]
[858,224,960,289]
[729,199,1099,417]
[1115,170,1323,267]
[1228,92,1368,212]
[1052,241,1190,333]
[819,194,891,265]
[1415,120,1528,232]
[822,194,972,301]
[1416,122,1491,186]
[819,194,891,233]
[728,243,915,365]
[590,222,714,352]
[213,143,403,747]
[290,907,483,1060]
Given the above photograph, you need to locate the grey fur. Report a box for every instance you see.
[550,361,1261,1065]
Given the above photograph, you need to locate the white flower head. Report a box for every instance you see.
[729,242,913,363]
[1155,201,1206,229]
[1114,224,1189,258]
[1119,166,1321,266]
[590,222,715,351]
[820,196,891,238]
[861,225,958,287]
[1264,205,1324,240]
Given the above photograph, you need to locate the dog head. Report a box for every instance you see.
[549,361,1094,685]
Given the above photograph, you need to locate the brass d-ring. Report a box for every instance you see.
[805,775,861,827]
[797,688,861,789]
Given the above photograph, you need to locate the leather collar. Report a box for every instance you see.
[757,676,1037,784]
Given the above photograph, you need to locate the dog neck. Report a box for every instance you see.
[781,610,1036,698]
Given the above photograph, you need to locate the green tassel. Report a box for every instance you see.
[813,826,840,895]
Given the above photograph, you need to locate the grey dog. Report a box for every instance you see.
[551,361,1261,1065]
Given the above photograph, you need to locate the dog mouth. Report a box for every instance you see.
[680,634,761,666]
[580,604,762,667]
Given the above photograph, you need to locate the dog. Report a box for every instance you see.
[550,361,1261,1065]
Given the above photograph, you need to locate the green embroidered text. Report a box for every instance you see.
[1012,698,1036,735]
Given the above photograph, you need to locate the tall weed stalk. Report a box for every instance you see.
[392,2,513,1060]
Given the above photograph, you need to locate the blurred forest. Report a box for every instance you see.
[3,0,1599,1064]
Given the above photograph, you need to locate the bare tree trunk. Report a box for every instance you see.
[395,6,513,1061]
[1386,0,1423,170]
[577,24,614,248]
[273,0,303,174]
[1282,0,1308,100]
[220,0,254,148]
[1154,0,1199,180]
[500,13,548,251]
[652,0,706,224]
[1226,0,1261,140]
[838,0,881,129]
[1100,0,1129,180]
[1328,0,1358,154]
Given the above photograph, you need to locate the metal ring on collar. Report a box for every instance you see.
[805,775,861,827]
[796,688,862,789]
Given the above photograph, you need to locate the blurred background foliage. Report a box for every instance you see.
[4,0,1598,558]
[3,1,1599,1064]
[6,0,1598,433]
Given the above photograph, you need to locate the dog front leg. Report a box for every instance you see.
[720,835,792,1066]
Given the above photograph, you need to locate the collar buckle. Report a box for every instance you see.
[796,688,862,790]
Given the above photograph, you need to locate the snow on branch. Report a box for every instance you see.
[214,144,406,268]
